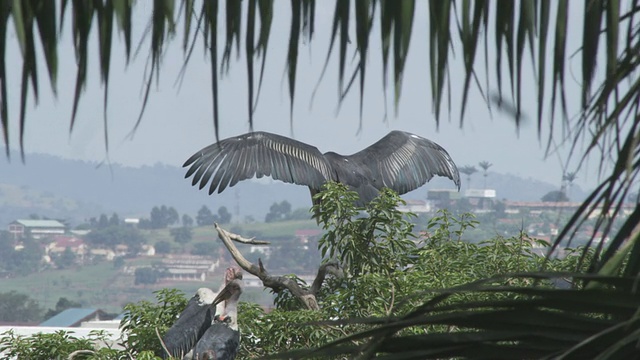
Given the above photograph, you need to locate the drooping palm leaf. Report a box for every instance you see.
[270,273,640,359]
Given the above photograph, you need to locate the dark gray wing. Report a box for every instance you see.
[349,131,461,194]
[184,132,335,194]
[193,324,240,360]
[161,296,214,359]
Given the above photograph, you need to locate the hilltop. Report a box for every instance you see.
[0,153,589,226]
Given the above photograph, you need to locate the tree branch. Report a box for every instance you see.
[214,223,320,310]
[311,262,344,294]
[217,225,270,244]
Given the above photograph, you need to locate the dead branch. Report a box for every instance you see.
[217,225,271,245]
[215,224,342,311]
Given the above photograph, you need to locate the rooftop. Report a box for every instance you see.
[13,219,66,228]
[40,308,105,327]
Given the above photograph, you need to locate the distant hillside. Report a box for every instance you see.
[0,154,588,227]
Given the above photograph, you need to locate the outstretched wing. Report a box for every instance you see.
[184,132,335,194]
[349,131,461,194]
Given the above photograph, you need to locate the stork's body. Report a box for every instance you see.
[160,269,243,359]
[184,131,461,205]
[160,288,217,359]
[193,279,242,359]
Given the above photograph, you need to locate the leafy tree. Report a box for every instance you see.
[85,226,146,255]
[0,329,120,359]
[5,2,640,357]
[478,161,493,188]
[167,207,179,226]
[149,205,178,229]
[0,231,14,270]
[134,268,160,286]
[11,237,44,275]
[541,190,570,202]
[196,205,216,226]
[113,256,125,269]
[170,227,193,249]
[458,165,478,190]
[98,214,110,229]
[217,206,232,224]
[43,297,82,320]
[265,200,292,223]
[562,172,578,200]
[0,291,43,322]
[109,213,120,227]
[154,240,172,255]
[289,207,312,221]
[181,213,194,227]
[55,247,76,269]
[120,289,188,357]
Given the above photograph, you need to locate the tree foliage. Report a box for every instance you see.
[0,329,122,360]
[84,226,146,255]
[265,200,293,223]
[0,291,43,322]
[0,235,44,276]
[541,190,570,202]
[196,205,216,226]
[43,297,82,321]
[170,226,193,248]
[149,205,179,229]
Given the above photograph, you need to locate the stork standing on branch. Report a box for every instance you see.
[184,131,461,205]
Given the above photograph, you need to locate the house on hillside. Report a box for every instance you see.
[8,219,66,239]
[46,235,86,255]
[40,308,110,328]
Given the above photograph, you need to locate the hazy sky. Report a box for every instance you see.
[4,2,598,190]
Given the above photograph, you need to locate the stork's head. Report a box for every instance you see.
[195,287,216,306]
[225,267,243,283]
[212,279,243,307]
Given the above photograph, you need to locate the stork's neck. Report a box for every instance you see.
[223,300,239,331]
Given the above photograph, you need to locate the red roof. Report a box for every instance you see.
[52,235,84,248]
[295,229,322,237]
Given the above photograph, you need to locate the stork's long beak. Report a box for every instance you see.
[212,281,234,306]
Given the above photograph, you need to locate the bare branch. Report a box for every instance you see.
[68,350,96,360]
[217,224,271,244]
[214,224,320,310]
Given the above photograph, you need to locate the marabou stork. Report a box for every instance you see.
[193,278,243,359]
[160,269,243,359]
[184,131,461,205]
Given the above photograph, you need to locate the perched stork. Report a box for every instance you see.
[160,278,241,359]
[184,131,461,205]
[193,278,243,360]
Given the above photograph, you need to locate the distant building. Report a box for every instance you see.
[8,219,66,239]
[427,189,461,208]
[40,308,110,328]
[398,199,431,213]
[45,235,85,255]
[295,229,322,244]
[464,189,497,211]
[464,189,496,198]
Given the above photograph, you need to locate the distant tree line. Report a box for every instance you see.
[0,231,43,276]
[265,200,312,223]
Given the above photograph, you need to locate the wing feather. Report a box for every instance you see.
[161,294,215,359]
[349,131,461,195]
[184,132,335,194]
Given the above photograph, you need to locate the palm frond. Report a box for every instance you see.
[271,273,640,359]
